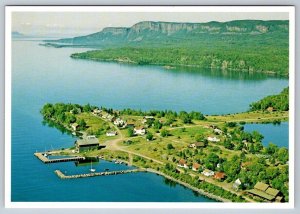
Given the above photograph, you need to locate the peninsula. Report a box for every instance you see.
[39,88,289,203]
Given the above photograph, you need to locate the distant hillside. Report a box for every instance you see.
[46,20,289,76]
[48,20,289,47]
[12,31,27,38]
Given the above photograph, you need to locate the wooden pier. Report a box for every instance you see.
[54,169,145,179]
[34,152,85,164]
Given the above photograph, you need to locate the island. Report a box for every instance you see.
[36,87,289,203]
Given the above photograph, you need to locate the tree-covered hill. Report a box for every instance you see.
[250,87,289,111]
[45,20,289,76]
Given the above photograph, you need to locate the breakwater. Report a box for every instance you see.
[54,168,145,179]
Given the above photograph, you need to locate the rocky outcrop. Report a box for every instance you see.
[48,20,289,46]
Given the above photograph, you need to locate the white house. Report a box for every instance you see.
[134,127,146,135]
[214,128,223,135]
[233,178,242,190]
[207,136,220,142]
[114,118,125,127]
[106,131,117,137]
[178,159,188,169]
[202,169,215,177]
[92,108,102,116]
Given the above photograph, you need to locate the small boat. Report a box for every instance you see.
[90,161,96,172]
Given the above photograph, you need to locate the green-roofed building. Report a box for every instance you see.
[75,135,100,152]
[247,181,282,202]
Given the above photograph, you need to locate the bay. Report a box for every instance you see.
[11,40,289,202]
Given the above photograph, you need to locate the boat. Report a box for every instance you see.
[43,147,48,157]
[90,161,96,172]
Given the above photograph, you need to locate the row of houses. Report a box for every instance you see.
[177,159,226,180]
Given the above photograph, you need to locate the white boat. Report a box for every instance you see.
[90,161,96,172]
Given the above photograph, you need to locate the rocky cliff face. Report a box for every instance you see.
[53,20,288,45]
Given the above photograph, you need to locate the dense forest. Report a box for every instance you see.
[71,44,288,75]
[250,87,289,111]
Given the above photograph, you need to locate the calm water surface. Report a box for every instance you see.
[244,122,288,148]
[11,40,289,202]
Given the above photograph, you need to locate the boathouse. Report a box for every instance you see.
[246,182,282,202]
[75,135,100,152]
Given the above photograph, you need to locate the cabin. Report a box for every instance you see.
[214,128,223,135]
[214,172,226,180]
[202,169,214,177]
[241,162,252,170]
[233,178,242,190]
[178,159,188,169]
[75,135,100,152]
[71,123,79,131]
[195,142,205,148]
[106,131,117,137]
[114,118,125,127]
[126,120,135,128]
[142,116,155,124]
[134,127,146,135]
[107,114,115,122]
[267,107,275,112]
[207,136,220,142]
[92,108,102,116]
[246,182,282,202]
[192,163,201,171]
[189,143,196,148]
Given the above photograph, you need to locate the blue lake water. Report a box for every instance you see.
[11,40,289,202]
[243,122,289,148]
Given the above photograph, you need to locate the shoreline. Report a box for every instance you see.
[70,55,288,77]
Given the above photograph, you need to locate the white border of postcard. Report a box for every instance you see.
[5,5,295,209]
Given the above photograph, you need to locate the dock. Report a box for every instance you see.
[54,169,145,179]
[34,152,85,164]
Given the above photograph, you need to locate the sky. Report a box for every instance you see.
[12,12,289,38]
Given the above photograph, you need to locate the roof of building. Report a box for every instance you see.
[247,182,280,201]
[203,169,213,174]
[195,142,205,147]
[265,187,280,197]
[214,172,226,179]
[234,178,242,185]
[76,136,99,146]
[247,189,275,201]
[179,159,187,165]
[254,182,269,192]
[134,126,145,130]
[241,162,252,168]
[72,123,79,127]
[192,163,201,169]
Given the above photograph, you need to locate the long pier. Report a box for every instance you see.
[34,152,85,164]
[54,169,145,179]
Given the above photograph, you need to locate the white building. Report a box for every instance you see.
[233,178,242,190]
[114,118,125,127]
[214,128,223,135]
[134,127,146,135]
[202,169,215,177]
[106,131,117,137]
[207,136,220,142]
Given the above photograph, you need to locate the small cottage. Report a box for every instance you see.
[214,172,226,180]
[192,163,201,171]
[202,169,214,177]
[134,127,146,135]
[178,159,188,169]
